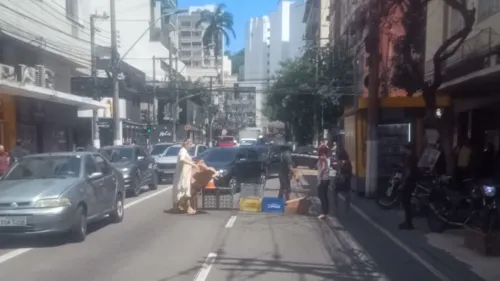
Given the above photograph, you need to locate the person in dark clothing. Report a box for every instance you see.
[9,140,28,165]
[334,148,352,212]
[317,153,330,219]
[278,144,295,201]
[399,142,418,230]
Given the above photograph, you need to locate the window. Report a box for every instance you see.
[192,60,201,67]
[66,0,79,20]
[181,51,191,57]
[478,0,500,22]
[181,21,192,27]
[192,42,202,47]
[134,148,141,159]
[181,43,191,48]
[204,59,211,66]
[198,146,207,154]
[139,148,148,158]
[94,155,111,175]
[192,31,201,37]
[180,31,191,37]
[85,156,97,176]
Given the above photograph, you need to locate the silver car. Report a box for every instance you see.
[0,152,125,242]
[155,144,208,182]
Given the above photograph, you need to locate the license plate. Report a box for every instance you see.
[0,216,27,227]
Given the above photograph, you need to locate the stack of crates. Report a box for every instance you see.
[201,187,234,209]
[239,183,264,212]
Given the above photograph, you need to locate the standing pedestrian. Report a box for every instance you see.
[278,144,295,201]
[317,153,330,219]
[399,142,418,230]
[0,145,10,176]
[333,148,352,212]
[172,138,198,215]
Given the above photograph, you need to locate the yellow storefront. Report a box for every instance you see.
[0,93,16,151]
[343,96,450,194]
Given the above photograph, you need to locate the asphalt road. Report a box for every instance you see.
[0,177,488,281]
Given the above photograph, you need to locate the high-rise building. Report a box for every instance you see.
[243,1,306,128]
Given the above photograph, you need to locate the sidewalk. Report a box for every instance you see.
[300,171,498,281]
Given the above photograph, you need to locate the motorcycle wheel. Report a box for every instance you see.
[376,182,400,209]
[427,206,447,233]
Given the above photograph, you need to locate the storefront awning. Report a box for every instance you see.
[0,79,106,110]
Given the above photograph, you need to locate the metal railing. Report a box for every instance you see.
[425,27,500,81]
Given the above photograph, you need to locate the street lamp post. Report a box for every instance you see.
[109,6,187,145]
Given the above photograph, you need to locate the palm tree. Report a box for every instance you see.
[195,3,236,84]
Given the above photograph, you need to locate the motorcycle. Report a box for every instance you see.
[376,168,433,213]
[467,180,500,233]
[427,176,478,233]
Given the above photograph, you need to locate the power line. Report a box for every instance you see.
[0,2,93,45]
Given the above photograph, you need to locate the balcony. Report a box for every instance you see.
[425,27,500,83]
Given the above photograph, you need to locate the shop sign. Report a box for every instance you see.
[0,63,55,89]
[158,131,172,137]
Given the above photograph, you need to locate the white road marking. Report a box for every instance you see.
[193,252,217,281]
[0,185,172,265]
[225,216,237,228]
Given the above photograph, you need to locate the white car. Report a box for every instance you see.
[155,144,208,182]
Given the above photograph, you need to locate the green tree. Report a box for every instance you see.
[195,4,236,61]
[229,48,244,74]
[264,44,350,144]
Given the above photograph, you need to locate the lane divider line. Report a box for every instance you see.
[193,252,217,281]
[0,185,172,266]
[225,216,237,228]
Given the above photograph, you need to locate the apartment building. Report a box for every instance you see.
[303,0,330,47]
[425,0,500,150]
[0,0,105,152]
[243,1,306,128]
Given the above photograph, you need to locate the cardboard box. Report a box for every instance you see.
[285,197,312,215]
[191,160,216,192]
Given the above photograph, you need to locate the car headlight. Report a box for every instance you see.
[35,198,71,208]
[482,185,497,197]
[216,169,228,177]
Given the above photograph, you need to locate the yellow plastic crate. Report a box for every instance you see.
[239,197,262,212]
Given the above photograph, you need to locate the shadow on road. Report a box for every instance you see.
[0,218,112,249]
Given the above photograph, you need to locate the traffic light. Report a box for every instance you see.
[145,125,152,134]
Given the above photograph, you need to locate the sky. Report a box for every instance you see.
[178,0,280,53]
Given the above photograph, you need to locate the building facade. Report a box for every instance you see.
[0,0,105,152]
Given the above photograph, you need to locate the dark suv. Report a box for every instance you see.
[99,145,157,197]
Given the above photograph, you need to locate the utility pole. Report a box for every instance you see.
[365,1,381,197]
[313,46,319,146]
[152,55,156,125]
[110,0,121,145]
[172,57,179,142]
[90,13,109,149]
[208,76,214,147]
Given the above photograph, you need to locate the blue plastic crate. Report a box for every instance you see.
[261,197,285,213]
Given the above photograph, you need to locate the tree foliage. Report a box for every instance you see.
[195,3,236,60]
[264,44,352,144]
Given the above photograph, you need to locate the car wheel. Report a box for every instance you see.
[130,174,141,197]
[149,172,158,190]
[109,194,124,223]
[229,177,239,192]
[70,206,87,243]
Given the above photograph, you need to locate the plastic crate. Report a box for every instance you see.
[261,197,285,213]
[201,188,234,209]
[240,183,264,198]
[239,197,262,212]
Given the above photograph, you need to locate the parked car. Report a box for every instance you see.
[150,142,174,160]
[195,147,266,190]
[155,144,208,183]
[292,145,318,169]
[99,145,157,197]
[0,152,125,242]
[253,145,281,177]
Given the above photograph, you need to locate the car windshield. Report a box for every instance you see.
[188,146,196,156]
[164,146,181,157]
[240,139,256,146]
[4,155,82,180]
[202,148,238,163]
[99,148,134,162]
[151,144,171,155]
